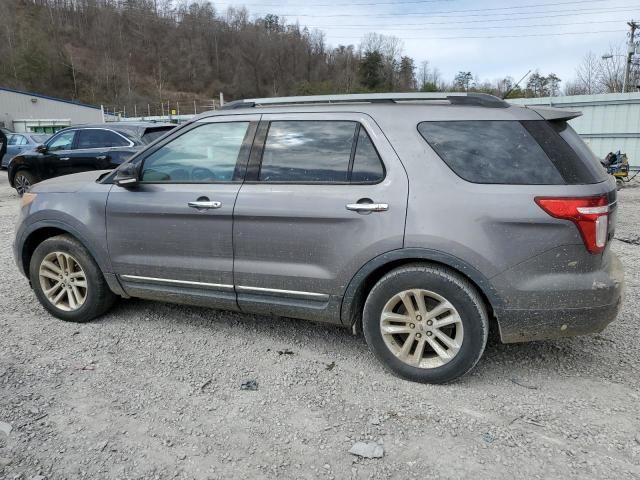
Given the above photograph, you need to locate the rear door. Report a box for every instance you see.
[74,128,134,172]
[106,115,259,309]
[233,112,409,322]
[4,134,26,167]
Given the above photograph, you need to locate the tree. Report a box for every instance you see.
[598,45,625,93]
[397,56,416,91]
[547,73,561,96]
[574,52,600,95]
[454,71,474,91]
[359,50,384,90]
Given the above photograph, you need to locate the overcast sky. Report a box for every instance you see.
[213,0,637,85]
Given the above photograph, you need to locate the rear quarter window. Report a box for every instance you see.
[417,120,565,185]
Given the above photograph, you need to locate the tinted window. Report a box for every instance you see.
[259,121,356,182]
[418,121,564,185]
[141,127,175,144]
[550,121,608,183]
[351,127,384,183]
[142,122,249,182]
[77,129,129,149]
[47,131,76,151]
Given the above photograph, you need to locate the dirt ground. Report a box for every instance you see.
[1,173,639,480]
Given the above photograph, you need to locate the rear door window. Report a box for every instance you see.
[259,121,355,182]
[418,120,564,185]
[258,121,385,183]
[77,129,130,149]
[351,127,385,183]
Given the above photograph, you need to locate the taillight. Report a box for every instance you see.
[535,195,610,254]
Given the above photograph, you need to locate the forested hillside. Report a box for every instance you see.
[1,1,625,115]
[0,0,421,114]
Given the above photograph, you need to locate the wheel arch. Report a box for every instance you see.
[18,221,126,297]
[7,156,36,187]
[340,248,503,333]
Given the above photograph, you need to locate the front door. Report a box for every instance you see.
[106,115,259,310]
[233,113,409,322]
[41,129,77,179]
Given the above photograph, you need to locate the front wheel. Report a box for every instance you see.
[29,234,116,322]
[362,264,489,384]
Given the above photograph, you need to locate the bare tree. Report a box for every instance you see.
[574,52,600,94]
[598,45,625,93]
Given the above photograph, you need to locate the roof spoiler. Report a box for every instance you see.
[526,105,582,121]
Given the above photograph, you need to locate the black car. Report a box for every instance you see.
[8,122,175,195]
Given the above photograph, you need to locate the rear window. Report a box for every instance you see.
[418,120,606,185]
[142,127,175,144]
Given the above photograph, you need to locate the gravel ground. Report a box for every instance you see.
[1,173,639,480]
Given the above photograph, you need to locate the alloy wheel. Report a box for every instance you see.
[38,252,88,311]
[15,174,31,195]
[380,289,464,369]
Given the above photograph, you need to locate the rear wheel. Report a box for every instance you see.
[30,235,116,322]
[362,264,488,384]
[14,170,36,196]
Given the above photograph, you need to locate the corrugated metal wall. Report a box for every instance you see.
[510,93,640,167]
[0,88,103,132]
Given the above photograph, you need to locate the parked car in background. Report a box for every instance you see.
[12,93,623,384]
[1,133,51,168]
[8,122,175,195]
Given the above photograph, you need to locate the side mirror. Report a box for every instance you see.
[36,144,48,153]
[114,163,139,187]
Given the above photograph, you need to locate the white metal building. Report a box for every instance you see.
[510,93,640,167]
[0,87,103,133]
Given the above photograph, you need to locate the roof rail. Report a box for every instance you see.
[221,92,509,109]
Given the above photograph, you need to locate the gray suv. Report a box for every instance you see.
[13,93,624,384]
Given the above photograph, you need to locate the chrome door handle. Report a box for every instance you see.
[96,155,107,161]
[346,203,389,212]
[59,157,70,161]
[188,200,222,210]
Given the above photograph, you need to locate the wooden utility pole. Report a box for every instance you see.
[623,21,638,93]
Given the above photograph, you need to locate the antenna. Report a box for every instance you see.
[502,70,532,100]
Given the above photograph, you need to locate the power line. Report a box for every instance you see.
[301,8,638,26]
[226,4,639,18]
[314,18,626,31]
[330,29,622,40]
[213,0,605,9]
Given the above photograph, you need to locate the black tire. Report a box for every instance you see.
[362,263,489,384]
[13,169,37,196]
[29,234,116,323]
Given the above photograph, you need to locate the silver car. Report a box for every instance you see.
[13,93,624,383]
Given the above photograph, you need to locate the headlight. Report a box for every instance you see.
[20,192,37,207]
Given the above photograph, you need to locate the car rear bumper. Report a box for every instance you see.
[492,248,624,343]
[495,299,622,343]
